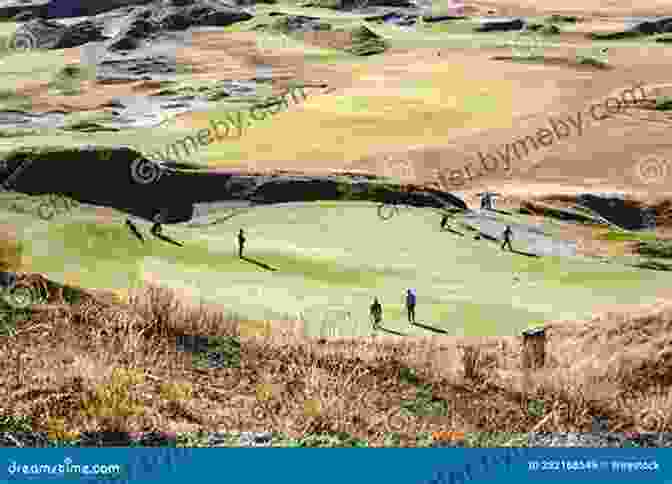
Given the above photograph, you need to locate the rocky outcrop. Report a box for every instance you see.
[588,17,672,40]
[299,0,414,10]
[631,17,672,35]
[521,195,657,231]
[518,200,604,225]
[106,2,253,51]
[0,1,47,20]
[576,194,657,231]
[0,0,155,20]
[8,1,253,53]
[12,18,108,49]
[270,14,332,33]
[364,12,419,26]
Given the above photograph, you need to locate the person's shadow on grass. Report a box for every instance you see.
[442,226,464,236]
[377,326,407,336]
[154,232,184,247]
[241,256,277,271]
[489,209,512,216]
[477,232,499,242]
[509,249,539,258]
[411,321,450,334]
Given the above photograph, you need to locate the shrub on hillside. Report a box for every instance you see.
[637,240,672,258]
[655,96,672,111]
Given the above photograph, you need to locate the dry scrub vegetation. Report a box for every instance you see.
[1,276,671,446]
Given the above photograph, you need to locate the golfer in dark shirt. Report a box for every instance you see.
[501,225,513,251]
[406,288,416,324]
[370,297,382,329]
[237,229,246,258]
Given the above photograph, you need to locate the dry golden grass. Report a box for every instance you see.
[0,235,24,272]
[1,276,671,445]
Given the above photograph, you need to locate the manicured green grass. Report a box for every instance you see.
[1,15,670,337]
[5,201,671,337]
[596,230,660,242]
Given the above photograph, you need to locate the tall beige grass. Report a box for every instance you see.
[1,277,670,444]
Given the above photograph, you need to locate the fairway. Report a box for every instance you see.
[6,200,670,337]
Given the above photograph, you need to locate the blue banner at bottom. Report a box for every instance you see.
[0,448,669,484]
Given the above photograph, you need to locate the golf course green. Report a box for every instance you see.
[4,196,667,337]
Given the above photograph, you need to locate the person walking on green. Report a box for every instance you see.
[406,288,416,325]
[237,229,246,258]
[440,214,449,231]
[501,225,513,251]
[370,297,382,330]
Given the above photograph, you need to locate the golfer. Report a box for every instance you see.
[0,271,16,292]
[406,288,416,324]
[501,225,513,251]
[370,297,382,329]
[237,229,246,258]
[440,214,449,231]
